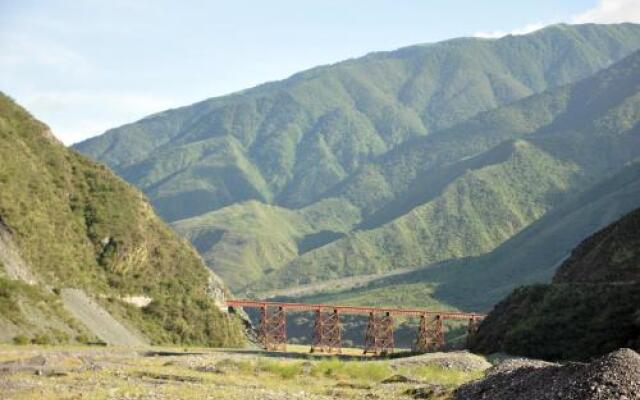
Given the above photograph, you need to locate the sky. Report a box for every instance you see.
[1,0,640,145]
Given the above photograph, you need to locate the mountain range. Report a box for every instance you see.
[74,23,640,315]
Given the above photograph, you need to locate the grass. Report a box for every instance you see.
[257,359,303,379]
[0,344,489,399]
[312,357,392,382]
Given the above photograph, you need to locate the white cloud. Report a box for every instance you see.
[474,0,640,39]
[474,22,549,39]
[572,0,640,24]
[20,91,181,145]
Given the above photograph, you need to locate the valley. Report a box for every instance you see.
[2,6,640,398]
[74,24,640,317]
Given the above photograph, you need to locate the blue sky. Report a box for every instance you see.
[1,0,639,144]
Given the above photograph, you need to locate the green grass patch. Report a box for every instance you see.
[256,359,302,379]
[312,358,392,382]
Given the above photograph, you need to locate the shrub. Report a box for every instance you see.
[75,334,91,344]
[12,334,29,345]
[31,333,53,345]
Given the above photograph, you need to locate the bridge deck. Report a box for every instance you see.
[226,299,484,320]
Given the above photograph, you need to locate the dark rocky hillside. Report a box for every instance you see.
[470,207,640,361]
[455,348,640,400]
[554,208,640,283]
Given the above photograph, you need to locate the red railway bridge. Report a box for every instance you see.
[227,299,484,355]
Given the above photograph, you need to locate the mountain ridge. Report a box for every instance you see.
[74,23,640,301]
[249,47,640,292]
[75,23,640,218]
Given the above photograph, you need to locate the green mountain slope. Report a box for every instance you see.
[259,140,580,289]
[469,206,640,361]
[251,47,640,292]
[75,23,640,297]
[296,160,640,311]
[0,93,244,346]
[171,199,360,289]
[75,23,640,224]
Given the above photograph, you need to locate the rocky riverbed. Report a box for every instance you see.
[455,348,640,400]
[0,345,485,399]
[2,345,637,399]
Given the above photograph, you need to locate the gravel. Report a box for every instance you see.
[390,350,491,372]
[454,348,640,400]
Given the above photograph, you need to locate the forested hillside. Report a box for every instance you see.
[294,160,640,312]
[0,93,244,346]
[255,45,640,292]
[74,23,640,299]
[470,206,640,360]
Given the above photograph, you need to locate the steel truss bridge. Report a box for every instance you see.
[226,299,485,355]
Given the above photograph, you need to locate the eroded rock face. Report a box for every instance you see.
[454,348,640,400]
[121,296,153,308]
[0,219,37,285]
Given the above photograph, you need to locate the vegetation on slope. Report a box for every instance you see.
[0,93,243,346]
[251,48,640,292]
[470,207,640,361]
[0,277,93,344]
[75,23,640,221]
[289,160,640,318]
[258,140,580,289]
[553,206,640,283]
[171,199,360,289]
[75,24,640,300]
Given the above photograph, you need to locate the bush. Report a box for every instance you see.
[51,329,69,343]
[31,333,53,345]
[75,334,91,344]
[12,334,29,345]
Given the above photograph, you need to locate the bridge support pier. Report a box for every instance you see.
[466,316,481,348]
[311,309,341,354]
[414,314,444,353]
[258,306,287,351]
[363,312,394,355]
